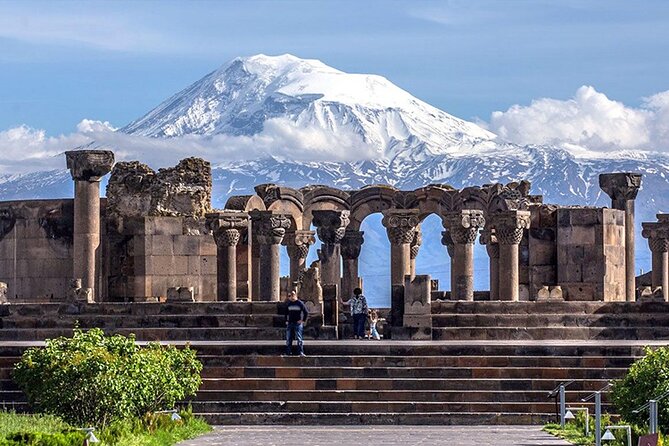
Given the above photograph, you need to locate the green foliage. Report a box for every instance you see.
[611,346,669,431]
[12,328,203,427]
[0,410,211,446]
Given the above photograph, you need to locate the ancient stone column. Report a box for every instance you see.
[283,230,316,285]
[443,210,486,301]
[599,173,642,301]
[480,228,500,300]
[65,150,114,300]
[250,210,291,302]
[340,229,365,300]
[441,229,455,297]
[206,211,249,302]
[642,218,669,301]
[410,228,422,278]
[312,210,350,292]
[491,210,531,302]
[382,209,420,285]
[251,231,260,301]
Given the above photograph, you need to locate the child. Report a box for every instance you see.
[369,309,381,340]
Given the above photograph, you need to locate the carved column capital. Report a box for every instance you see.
[410,229,422,260]
[480,228,500,259]
[382,209,420,245]
[643,221,669,253]
[340,229,365,260]
[441,230,454,257]
[284,230,316,260]
[312,210,350,244]
[206,211,249,247]
[65,150,115,182]
[599,173,642,201]
[443,210,485,245]
[490,210,531,245]
[250,210,291,245]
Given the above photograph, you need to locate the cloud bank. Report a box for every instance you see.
[488,86,669,152]
[0,117,377,175]
[2,85,669,176]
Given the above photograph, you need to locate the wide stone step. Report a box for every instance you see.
[200,366,626,380]
[432,313,669,327]
[192,389,613,404]
[198,354,636,368]
[1,314,282,329]
[431,326,669,341]
[430,301,669,315]
[188,400,571,413]
[198,377,611,392]
[0,326,337,341]
[198,411,554,425]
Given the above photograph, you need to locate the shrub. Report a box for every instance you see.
[13,328,202,427]
[611,346,669,431]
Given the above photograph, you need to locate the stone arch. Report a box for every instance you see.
[300,185,350,230]
[254,184,304,231]
[413,184,457,224]
[349,185,398,231]
[224,194,266,212]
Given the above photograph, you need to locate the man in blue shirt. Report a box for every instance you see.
[285,290,308,356]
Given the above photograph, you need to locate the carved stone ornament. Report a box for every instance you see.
[479,228,500,258]
[340,229,365,260]
[382,209,420,245]
[443,210,486,245]
[65,149,115,182]
[490,210,531,245]
[312,210,350,245]
[599,173,642,201]
[642,221,669,253]
[441,230,454,257]
[250,210,291,245]
[206,211,248,247]
[284,230,316,260]
[410,229,422,260]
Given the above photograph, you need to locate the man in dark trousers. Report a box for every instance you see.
[285,290,308,356]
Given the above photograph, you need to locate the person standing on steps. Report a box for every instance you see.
[285,290,308,356]
[339,287,368,340]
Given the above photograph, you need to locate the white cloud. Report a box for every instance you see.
[0,118,378,175]
[487,85,669,152]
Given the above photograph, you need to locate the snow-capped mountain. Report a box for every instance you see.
[1,54,668,306]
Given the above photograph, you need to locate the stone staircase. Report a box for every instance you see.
[0,300,667,424]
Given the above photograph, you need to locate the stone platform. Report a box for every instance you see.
[1,301,667,425]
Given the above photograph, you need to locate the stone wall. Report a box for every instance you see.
[0,199,75,300]
[107,216,217,302]
[556,207,626,301]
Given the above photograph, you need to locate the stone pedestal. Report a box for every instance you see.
[480,229,500,300]
[393,275,432,340]
[283,230,316,286]
[251,210,291,302]
[65,150,114,301]
[206,211,249,302]
[382,209,420,286]
[312,210,350,294]
[642,217,669,302]
[491,210,531,302]
[599,173,642,301]
[444,210,485,301]
[340,229,364,301]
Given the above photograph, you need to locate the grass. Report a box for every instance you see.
[0,410,211,446]
[543,423,593,445]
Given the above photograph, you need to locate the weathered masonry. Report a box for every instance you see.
[0,150,660,335]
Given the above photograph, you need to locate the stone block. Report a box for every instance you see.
[582,262,605,283]
[561,282,596,301]
[535,286,550,301]
[200,237,217,256]
[561,226,595,245]
[518,284,530,301]
[172,256,190,275]
[322,284,338,327]
[173,235,201,256]
[188,256,202,275]
[404,275,431,315]
[147,217,184,236]
[200,256,216,275]
[166,286,195,302]
[0,282,7,304]
[403,314,432,328]
[149,235,174,256]
[549,286,564,300]
[559,263,582,282]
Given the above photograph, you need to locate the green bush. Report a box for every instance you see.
[611,346,669,431]
[13,328,202,427]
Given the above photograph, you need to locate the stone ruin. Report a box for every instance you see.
[0,148,664,338]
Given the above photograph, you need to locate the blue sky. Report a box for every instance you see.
[1,0,668,135]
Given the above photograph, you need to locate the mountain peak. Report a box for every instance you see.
[121,54,496,160]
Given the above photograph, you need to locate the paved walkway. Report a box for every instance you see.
[177,426,572,446]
